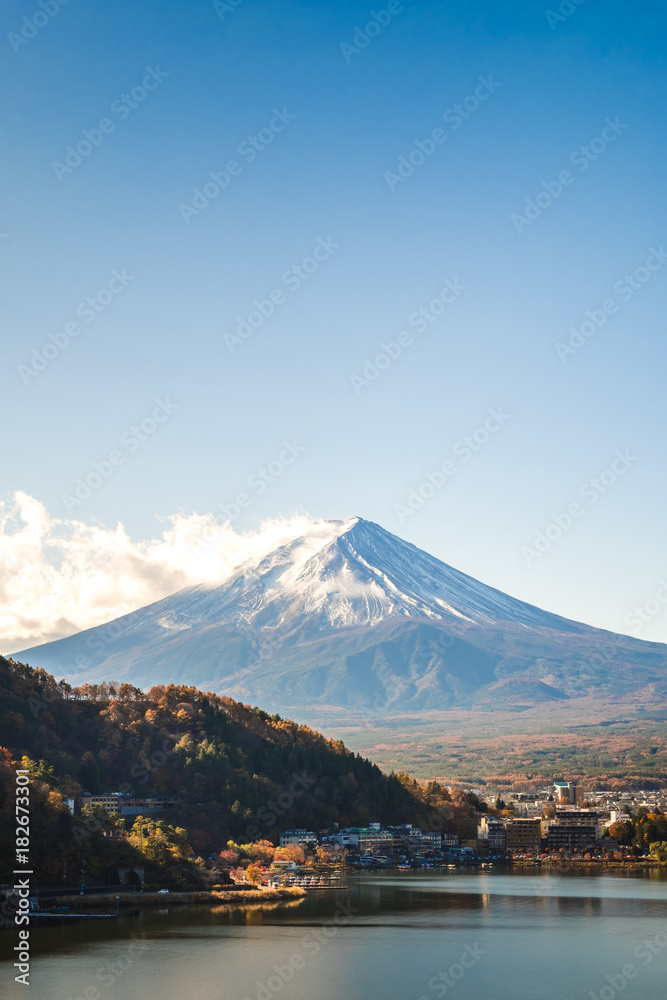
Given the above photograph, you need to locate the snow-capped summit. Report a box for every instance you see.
[138,515,587,635]
[14,517,667,715]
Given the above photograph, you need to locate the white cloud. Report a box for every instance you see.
[0,492,316,652]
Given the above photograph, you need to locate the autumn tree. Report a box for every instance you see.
[218,849,240,866]
[608,821,633,845]
[129,817,193,866]
[241,840,275,865]
[274,844,305,864]
[246,865,264,884]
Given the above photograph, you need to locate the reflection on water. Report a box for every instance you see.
[1,869,666,1000]
[209,898,305,919]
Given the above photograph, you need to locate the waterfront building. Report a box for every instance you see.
[544,824,597,852]
[477,816,507,850]
[505,818,542,853]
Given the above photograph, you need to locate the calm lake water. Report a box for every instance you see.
[2,868,667,1000]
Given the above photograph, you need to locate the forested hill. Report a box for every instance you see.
[0,656,477,888]
[0,655,422,831]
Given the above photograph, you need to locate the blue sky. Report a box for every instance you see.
[2,0,667,644]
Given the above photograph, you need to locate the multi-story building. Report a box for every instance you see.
[545,824,597,852]
[279,829,318,848]
[82,792,174,815]
[553,781,582,804]
[323,828,357,849]
[325,826,393,852]
[357,829,395,853]
[514,802,543,818]
[403,830,442,854]
[326,823,443,855]
[83,792,123,813]
[478,816,507,850]
[541,809,601,851]
[552,809,601,837]
[505,818,542,853]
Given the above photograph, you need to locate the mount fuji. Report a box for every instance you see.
[13,517,667,720]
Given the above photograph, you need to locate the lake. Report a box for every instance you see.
[2,868,667,1000]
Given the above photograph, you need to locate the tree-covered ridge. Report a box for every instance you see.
[3,656,470,887]
[0,655,419,827]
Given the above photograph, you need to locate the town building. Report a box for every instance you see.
[279,829,318,848]
[477,816,507,850]
[551,809,601,837]
[323,823,447,855]
[541,809,601,851]
[544,824,597,852]
[505,818,542,853]
[401,828,442,855]
[356,828,395,853]
[553,781,582,804]
[270,859,297,871]
[514,802,543,818]
[82,792,174,815]
[441,832,460,850]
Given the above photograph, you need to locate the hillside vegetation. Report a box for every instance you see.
[0,657,478,887]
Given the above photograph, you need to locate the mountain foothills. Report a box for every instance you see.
[12,517,667,781]
[0,656,479,887]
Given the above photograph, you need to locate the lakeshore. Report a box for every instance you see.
[11,885,306,917]
[510,857,667,868]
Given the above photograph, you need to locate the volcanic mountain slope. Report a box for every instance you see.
[13,517,667,717]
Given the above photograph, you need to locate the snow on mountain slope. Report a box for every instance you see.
[12,517,667,713]
[106,516,589,636]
